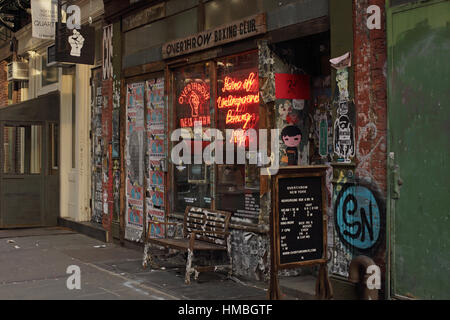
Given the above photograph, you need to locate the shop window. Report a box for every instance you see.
[173,62,212,212]
[171,51,260,221]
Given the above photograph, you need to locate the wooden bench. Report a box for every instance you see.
[142,206,233,284]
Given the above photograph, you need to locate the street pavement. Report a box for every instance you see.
[0,227,270,300]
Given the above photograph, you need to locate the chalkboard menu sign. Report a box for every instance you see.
[272,166,328,269]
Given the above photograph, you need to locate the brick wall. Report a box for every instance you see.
[353,0,388,194]
[0,61,9,107]
[353,0,388,294]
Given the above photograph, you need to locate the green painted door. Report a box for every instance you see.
[387,0,450,299]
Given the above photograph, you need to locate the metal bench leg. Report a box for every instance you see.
[142,242,150,268]
[227,236,233,278]
[143,243,158,269]
[185,248,194,284]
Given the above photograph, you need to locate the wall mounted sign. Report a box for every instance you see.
[31,0,58,39]
[103,24,113,80]
[55,23,95,65]
[162,13,266,59]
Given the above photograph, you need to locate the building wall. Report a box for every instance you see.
[354,0,387,192]
[104,0,389,289]
[0,61,8,106]
[354,0,388,281]
[327,0,388,298]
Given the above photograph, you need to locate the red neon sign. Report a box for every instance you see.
[217,94,259,111]
[178,81,210,128]
[222,72,258,93]
[217,71,260,146]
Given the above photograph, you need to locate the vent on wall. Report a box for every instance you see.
[7,61,29,81]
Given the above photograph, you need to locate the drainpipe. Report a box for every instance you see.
[348,255,379,300]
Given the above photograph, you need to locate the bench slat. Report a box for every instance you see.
[186,217,226,229]
[183,206,232,246]
[187,212,227,223]
[186,222,226,234]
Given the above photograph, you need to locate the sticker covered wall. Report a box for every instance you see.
[125,82,145,241]
[146,78,166,238]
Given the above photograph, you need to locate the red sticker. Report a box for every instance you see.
[275,73,310,100]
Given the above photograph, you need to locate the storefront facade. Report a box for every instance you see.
[101,0,389,298]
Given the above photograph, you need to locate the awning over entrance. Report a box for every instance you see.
[0,91,59,122]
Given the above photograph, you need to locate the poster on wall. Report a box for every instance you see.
[146,78,166,238]
[102,79,113,230]
[275,73,311,167]
[276,99,308,167]
[91,69,104,224]
[31,0,58,39]
[333,68,355,163]
[125,82,145,241]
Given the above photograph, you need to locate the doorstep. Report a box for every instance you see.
[278,275,317,300]
[57,217,109,243]
[278,275,359,300]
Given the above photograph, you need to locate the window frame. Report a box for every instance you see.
[37,50,61,97]
[169,49,261,216]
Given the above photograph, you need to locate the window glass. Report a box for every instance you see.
[41,54,59,87]
[4,126,24,174]
[173,62,212,212]
[30,125,42,174]
[3,125,42,175]
[215,51,260,222]
[49,123,59,173]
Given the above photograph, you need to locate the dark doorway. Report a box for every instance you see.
[0,92,59,228]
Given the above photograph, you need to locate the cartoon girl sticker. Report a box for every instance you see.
[281,125,302,166]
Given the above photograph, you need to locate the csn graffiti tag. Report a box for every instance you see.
[335,184,383,251]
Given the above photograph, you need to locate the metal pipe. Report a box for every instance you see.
[348,255,379,300]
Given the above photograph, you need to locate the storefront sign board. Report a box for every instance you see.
[162,13,266,59]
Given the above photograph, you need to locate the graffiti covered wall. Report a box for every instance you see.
[328,0,387,292]
[91,68,103,224]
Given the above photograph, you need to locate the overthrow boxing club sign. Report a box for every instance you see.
[162,13,266,59]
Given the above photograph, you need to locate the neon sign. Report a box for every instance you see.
[222,72,257,93]
[217,94,259,111]
[217,71,259,146]
[178,81,211,128]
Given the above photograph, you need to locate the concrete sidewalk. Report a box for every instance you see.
[0,227,277,300]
